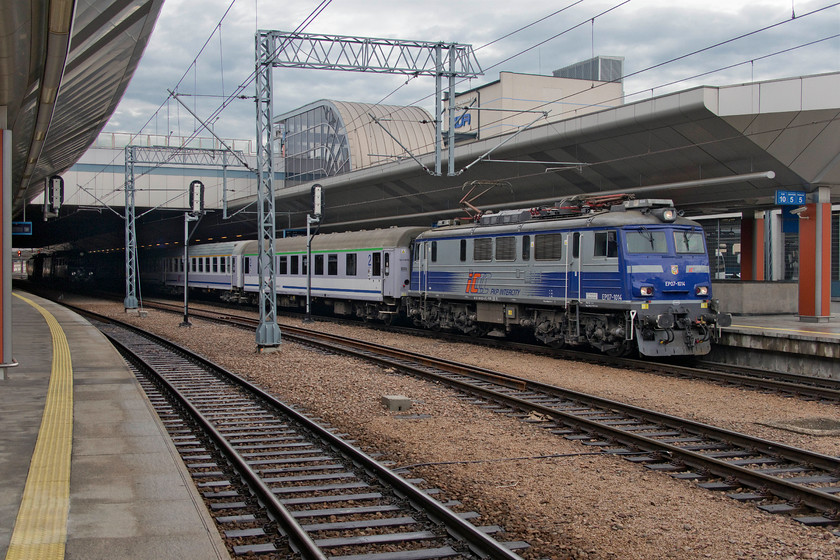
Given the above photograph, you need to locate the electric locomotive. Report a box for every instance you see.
[406,197,730,357]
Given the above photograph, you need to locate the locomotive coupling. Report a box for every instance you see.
[709,299,732,327]
[641,313,675,330]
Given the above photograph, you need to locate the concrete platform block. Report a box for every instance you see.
[381,395,412,411]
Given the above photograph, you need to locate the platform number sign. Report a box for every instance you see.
[775,190,806,205]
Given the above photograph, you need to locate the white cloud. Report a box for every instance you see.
[106,0,840,142]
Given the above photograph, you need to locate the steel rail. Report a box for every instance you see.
[166,307,840,516]
[145,299,840,403]
[81,307,526,560]
[105,333,328,560]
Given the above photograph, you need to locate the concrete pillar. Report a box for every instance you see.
[1,128,17,377]
[739,211,765,281]
[798,186,831,322]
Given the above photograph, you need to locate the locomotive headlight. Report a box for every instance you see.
[640,285,654,297]
[653,208,677,222]
[695,285,709,296]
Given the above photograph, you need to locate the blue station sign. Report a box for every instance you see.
[775,190,806,205]
[12,222,33,235]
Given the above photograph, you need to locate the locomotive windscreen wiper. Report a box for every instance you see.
[639,226,655,249]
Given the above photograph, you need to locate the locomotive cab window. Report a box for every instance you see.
[594,231,618,257]
[460,239,467,262]
[572,232,581,259]
[431,241,437,263]
[626,229,667,254]
[346,253,357,276]
[243,257,250,274]
[521,235,531,261]
[674,230,706,254]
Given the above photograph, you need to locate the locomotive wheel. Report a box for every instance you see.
[604,341,634,357]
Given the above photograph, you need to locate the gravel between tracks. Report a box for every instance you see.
[80,299,840,560]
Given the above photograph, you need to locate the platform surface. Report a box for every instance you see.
[725,300,840,341]
[0,292,229,560]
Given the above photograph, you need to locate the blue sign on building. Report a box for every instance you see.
[454,113,471,129]
[775,190,806,205]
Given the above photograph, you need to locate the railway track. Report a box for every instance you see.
[148,298,840,404]
[131,301,840,531]
[87,312,529,559]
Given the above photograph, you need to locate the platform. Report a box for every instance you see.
[0,292,229,559]
[711,301,840,379]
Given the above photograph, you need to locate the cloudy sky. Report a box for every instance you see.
[104,0,840,143]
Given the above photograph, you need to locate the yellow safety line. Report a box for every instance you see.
[5,293,73,560]
[731,323,840,338]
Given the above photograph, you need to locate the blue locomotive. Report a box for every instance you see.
[141,196,729,357]
[406,197,729,356]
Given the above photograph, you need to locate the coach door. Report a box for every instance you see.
[564,232,582,301]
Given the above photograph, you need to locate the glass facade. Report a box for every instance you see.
[280,105,351,186]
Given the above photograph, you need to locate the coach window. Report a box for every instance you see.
[594,231,618,257]
[496,236,515,261]
[460,239,467,262]
[291,255,299,275]
[220,257,226,273]
[521,235,531,260]
[314,254,324,275]
[279,255,288,275]
[474,238,492,261]
[372,252,382,276]
[213,257,218,273]
[192,258,198,272]
[328,254,338,275]
[430,241,437,262]
[180,258,184,272]
[535,233,563,260]
[346,253,357,276]
[573,232,581,259]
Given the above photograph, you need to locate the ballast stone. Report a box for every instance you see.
[381,395,412,411]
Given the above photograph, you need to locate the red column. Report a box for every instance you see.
[739,212,765,281]
[798,188,831,322]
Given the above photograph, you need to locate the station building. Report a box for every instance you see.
[270,61,839,309]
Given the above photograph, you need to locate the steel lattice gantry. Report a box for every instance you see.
[123,145,249,311]
[253,30,482,347]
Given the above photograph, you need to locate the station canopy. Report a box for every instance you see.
[239,72,840,232]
